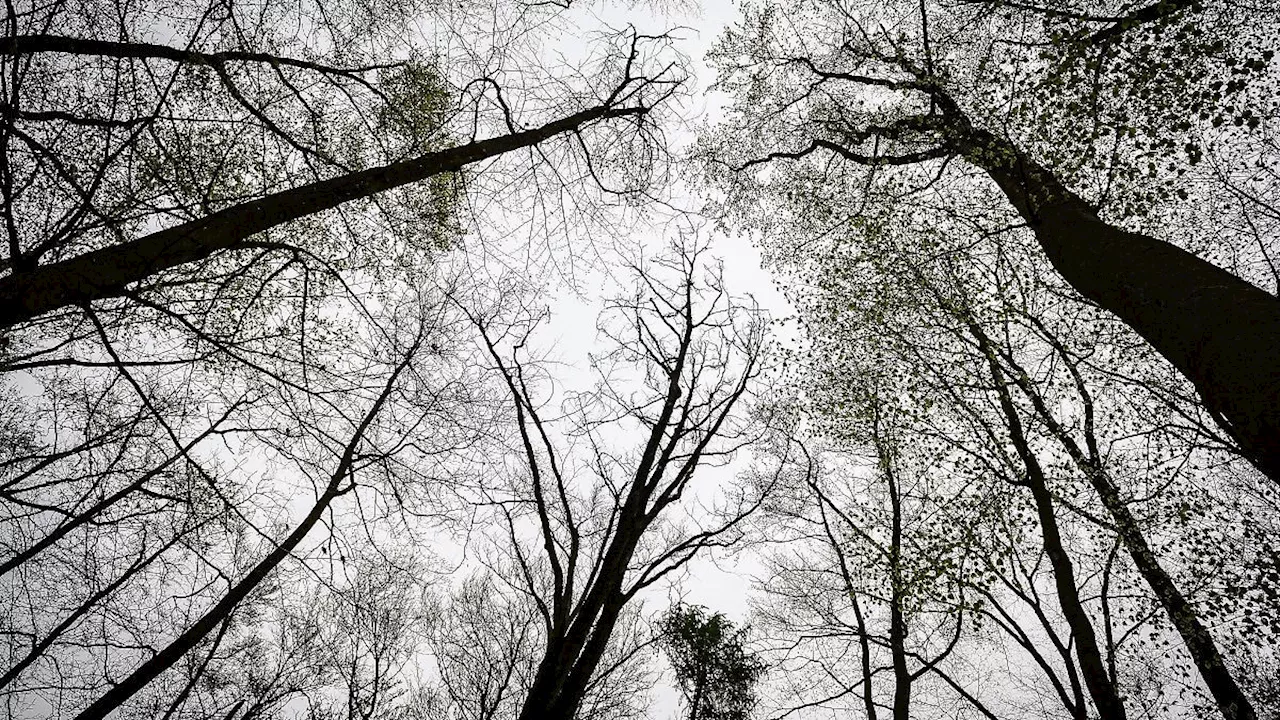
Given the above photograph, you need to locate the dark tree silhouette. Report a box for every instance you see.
[659,604,766,720]
[707,0,1280,482]
[445,242,775,720]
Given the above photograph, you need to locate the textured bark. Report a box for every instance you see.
[956,127,1280,483]
[0,104,641,330]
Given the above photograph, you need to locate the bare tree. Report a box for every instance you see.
[758,437,975,720]
[0,0,683,330]
[436,241,776,720]
[1,273,499,719]
[1,2,689,716]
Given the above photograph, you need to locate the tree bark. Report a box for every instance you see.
[954,126,1280,484]
[0,104,642,330]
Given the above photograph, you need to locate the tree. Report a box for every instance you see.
[705,0,1280,482]
[752,432,981,720]
[1,2,686,716]
[430,241,775,720]
[1,269,498,719]
[11,1,1280,718]
[0,0,680,330]
[659,604,766,720]
[760,195,1278,718]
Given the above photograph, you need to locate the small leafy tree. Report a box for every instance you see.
[659,605,766,720]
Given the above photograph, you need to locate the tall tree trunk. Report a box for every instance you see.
[70,346,415,720]
[880,425,912,720]
[1001,321,1259,720]
[1092,470,1256,720]
[953,126,1280,483]
[514,512,645,720]
[513,317,707,720]
[1018,455,1128,720]
[0,104,642,330]
[973,334,1130,720]
[852,581,880,720]
[816,479,879,720]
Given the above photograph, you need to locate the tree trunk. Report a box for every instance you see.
[882,431,912,720]
[852,593,880,720]
[70,349,413,720]
[514,513,644,720]
[74,484,346,720]
[975,339,1129,720]
[1020,461,1128,720]
[514,590,631,720]
[0,104,641,330]
[1090,469,1256,720]
[1000,320,1259,720]
[956,127,1280,483]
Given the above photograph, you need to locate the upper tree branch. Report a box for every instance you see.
[1086,0,1200,43]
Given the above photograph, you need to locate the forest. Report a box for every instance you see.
[1,0,1278,718]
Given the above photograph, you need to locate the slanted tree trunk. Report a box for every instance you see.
[997,328,1259,720]
[0,104,643,330]
[70,343,417,720]
[515,537,638,720]
[1093,471,1256,720]
[952,125,1280,483]
[1017,456,1128,720]
[972,329,1130,720]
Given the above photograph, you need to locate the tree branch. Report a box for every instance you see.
[0,102,648,329]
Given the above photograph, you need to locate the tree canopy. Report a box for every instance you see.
[2,0,1279,719]
[659,604,766,720]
